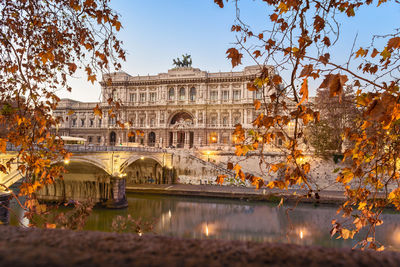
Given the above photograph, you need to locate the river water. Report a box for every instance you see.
[9,193,400,250]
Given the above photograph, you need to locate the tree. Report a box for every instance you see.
[215,0,400,250]
[0,0,125,225]
[307,86,358,157]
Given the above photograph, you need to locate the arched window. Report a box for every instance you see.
[179,87,185,101]
[148,132,156,146]
[128,133,135,143]
[190,87,196,101]
[168,88,175,100]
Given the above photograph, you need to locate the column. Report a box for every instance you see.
[173,131,177,146]
[184,131,189,149]
[106,176,128,209]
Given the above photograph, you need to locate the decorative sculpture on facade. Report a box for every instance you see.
[173,118,193,129]
[173,54,192,68]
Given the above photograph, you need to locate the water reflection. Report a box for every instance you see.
[9,193,400,250]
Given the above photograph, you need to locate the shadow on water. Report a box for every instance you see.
[9,192,400,250]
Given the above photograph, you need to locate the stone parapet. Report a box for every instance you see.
[0,226,399,266]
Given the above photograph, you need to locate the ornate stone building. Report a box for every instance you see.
[55,65,274,148]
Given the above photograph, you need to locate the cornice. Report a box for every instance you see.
[100,75,256,87]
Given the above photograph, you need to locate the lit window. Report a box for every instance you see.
[209,132,218,143]
[128,133,135,143]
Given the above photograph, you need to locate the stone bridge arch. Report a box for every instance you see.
[119,155,167,185]
[57,156,111,175]
[119,155,163,172]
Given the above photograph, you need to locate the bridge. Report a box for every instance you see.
[0,145,174,208]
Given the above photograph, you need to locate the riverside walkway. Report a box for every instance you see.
[126,184,350,204]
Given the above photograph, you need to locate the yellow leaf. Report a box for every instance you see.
[278,2,288,14]
[358,202,367,210]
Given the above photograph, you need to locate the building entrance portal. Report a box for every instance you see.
[177,131,185,148]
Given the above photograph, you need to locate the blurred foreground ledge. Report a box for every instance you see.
[1,226,400,266]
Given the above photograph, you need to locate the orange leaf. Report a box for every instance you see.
[93,105,102,117]
[226,48,243,68]
[214,0,224,8]
[0,138,6,153]
[298,78,308,105]
[216,174,227,184]
[247,82,258,91]
[254,100,261,110]
[387,37,400,50]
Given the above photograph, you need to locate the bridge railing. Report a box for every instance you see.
[5,143,167,153]
[65,145,168,153]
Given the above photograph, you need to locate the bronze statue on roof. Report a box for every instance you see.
[173,54,192,68]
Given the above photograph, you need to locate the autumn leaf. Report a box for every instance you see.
[93,104,102,117]
[313,15,325,32]
[387,37,400,50]
[272,75,282,85]
[299,65,313,77]
[253,50,261,58]
[214,0,224,8]
[371,48,379,58]
[254,100,261,110]
[319,74,348,99]
[270,13,278,22]
[247,82,258,91]
[0,138,6,153]
[67,110,75,115]
[216,174,227,184]
[226,48,243,68]
[68,63,77,73]
[298,78,308,105]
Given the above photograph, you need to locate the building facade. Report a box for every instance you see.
[55,65,274,148]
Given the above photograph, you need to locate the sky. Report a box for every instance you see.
[57,0,400,102]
